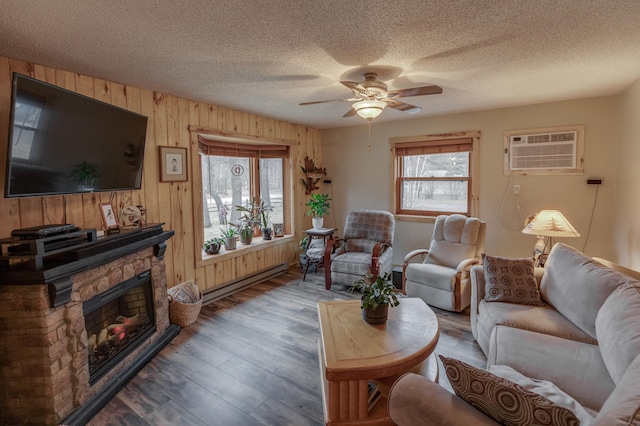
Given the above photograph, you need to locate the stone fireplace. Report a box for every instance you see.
[0,226,179,425]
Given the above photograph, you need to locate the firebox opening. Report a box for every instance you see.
[83,270,156,385]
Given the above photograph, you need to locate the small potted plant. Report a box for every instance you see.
[236,198,274,240]
[305,193,331,229]
[349,273,399,324]
[232,201,260,245]
[203,237,224,255]
[220,226,238,250]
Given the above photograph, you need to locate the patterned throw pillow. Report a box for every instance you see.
[440,356,580,426]
[483,254,544,306]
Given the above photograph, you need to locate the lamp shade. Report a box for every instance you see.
[353,99,386,120]
[521,210,581,238]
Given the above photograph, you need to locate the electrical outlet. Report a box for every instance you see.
[513,184,520,195]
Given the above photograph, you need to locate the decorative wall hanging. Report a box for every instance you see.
[300,156,326,195]
[159,146,188,182]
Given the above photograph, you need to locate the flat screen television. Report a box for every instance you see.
[4,73,148,198]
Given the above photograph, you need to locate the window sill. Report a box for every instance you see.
[199,234,295,266]
[394,214,437,224]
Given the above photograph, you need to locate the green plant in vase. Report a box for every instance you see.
[203,237,224,255]
[256,198,274,240]
[305,193,331,229]
[218,206,238,250]
[233,201,261,245]
[349,273,399,324]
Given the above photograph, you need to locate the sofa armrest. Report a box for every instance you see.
[388,373,499,426]
[470,264,485,341]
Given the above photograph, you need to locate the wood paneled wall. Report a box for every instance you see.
[0,56,322,291]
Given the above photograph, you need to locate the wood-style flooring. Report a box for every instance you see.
[88,267,486,425]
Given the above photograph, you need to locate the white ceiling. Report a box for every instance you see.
[2,1,640,130]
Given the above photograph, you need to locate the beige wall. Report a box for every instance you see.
[322,96,620,265]
[614,77,640,268]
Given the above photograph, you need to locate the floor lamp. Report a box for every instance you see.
[522,210,581,266]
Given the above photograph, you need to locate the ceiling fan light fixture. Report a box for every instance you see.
[353,99,386,121]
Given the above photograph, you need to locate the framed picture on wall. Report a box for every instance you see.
[159,146,188,182]
[272,223,284,237]
[100,202,120,233]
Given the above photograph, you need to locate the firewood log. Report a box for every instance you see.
[88,333,97,354]
[97,328,108,350]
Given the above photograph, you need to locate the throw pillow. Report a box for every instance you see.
[439,355,580,426]
[483,254,544,306]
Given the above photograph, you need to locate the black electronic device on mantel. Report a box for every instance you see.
[4,73,148,198]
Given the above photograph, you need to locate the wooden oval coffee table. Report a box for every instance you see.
[317,298,440,425]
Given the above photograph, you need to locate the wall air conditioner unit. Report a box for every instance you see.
[504,125,584,175]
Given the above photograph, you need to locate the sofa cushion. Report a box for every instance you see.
[405,263,456,291]
[540,243,629,339]
[593,353,640,425]
[487,326,614,411]
[595,282,640,384]
[478,299,597,344]
[489,364,596,425]
[482,255,544,306]
[440,355,580,425]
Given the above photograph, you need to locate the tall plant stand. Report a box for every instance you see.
[302,228,337,281]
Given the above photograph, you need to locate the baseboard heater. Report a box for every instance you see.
[202,262,289,305]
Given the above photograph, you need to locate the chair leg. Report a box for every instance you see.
[324,238,334,290]
[302,259,310,281]
[324,264,331,290]
[402,261,408,295]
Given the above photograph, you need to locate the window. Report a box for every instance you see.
[199,138,289,242]
[391,132,479,218]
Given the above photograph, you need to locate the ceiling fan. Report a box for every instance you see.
[299,72,443,121]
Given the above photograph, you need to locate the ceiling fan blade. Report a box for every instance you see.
[343,108,357,118]
[299,98,353,106]
[387,85,443,98]
[386,99,422,114]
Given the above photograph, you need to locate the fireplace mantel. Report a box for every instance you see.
[0,224,174,307]
[0,224,180,425]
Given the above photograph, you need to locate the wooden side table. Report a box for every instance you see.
[303,228,336,281]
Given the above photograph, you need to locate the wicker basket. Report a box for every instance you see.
[168,280,202,327]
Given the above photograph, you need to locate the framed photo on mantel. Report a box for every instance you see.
[159,146,188,182]
[100,202,120,233]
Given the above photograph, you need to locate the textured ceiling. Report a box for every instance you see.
[1,1,640,129]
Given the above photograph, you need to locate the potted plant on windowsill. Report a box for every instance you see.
[220,226,238,250]
[256,198,274,240]
[203,237,224,255]
[233,200,262,245]
[349,273,399,324]
[305,193,331,229]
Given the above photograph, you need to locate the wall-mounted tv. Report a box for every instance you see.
[4,73,148,198]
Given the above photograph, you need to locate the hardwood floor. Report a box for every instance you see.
[88,267,486,425]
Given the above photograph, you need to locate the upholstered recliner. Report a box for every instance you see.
[402,214,486,312]
[323,210,395,290]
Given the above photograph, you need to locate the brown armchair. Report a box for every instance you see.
[323,210,395,290]
[402,214,486,312]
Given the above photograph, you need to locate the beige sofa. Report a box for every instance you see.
[388,244,640,425]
